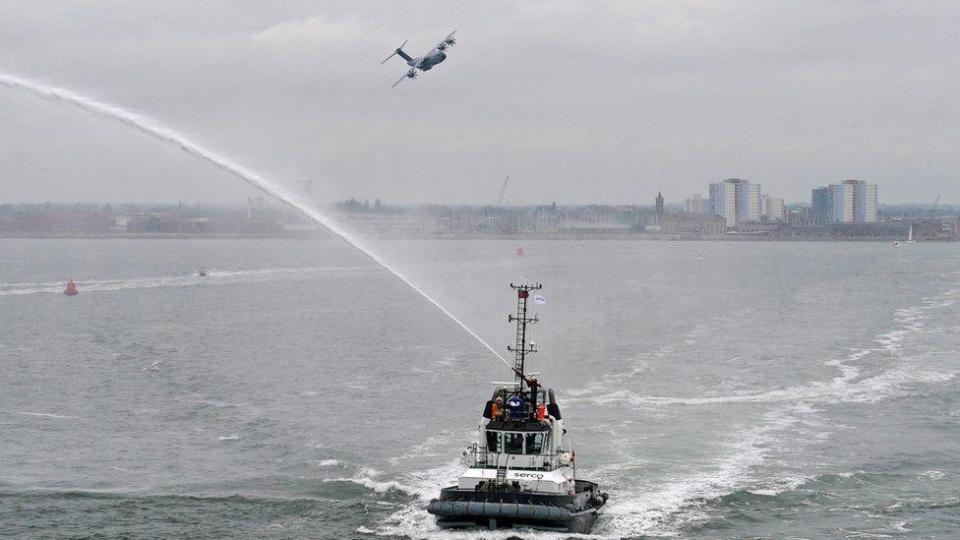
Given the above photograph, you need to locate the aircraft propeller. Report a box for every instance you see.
[392,68,418,88]
[439,31,457,50]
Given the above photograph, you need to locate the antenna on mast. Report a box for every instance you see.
[507,282,542,391]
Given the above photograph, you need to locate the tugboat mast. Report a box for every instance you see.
[507,282,541,392]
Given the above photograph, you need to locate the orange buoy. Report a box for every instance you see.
[64,280,78,296]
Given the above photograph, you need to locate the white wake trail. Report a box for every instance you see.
[0,71,511,368]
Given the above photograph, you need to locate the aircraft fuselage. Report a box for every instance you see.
[413,50,447,71]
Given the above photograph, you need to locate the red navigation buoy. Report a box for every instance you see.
[64,280,78,296]
[516,247,525,256]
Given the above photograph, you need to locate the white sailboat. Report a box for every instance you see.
[906,224,917,244]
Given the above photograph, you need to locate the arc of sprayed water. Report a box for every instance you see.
[0,71,512,369]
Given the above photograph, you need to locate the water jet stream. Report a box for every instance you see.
[0,71,511,368]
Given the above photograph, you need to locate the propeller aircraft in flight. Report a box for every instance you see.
[381,31,457,88]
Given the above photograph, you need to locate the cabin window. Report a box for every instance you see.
[487,431,546,454]
[525,433,545,454]
[486,431,501,452]
[504,433,525,454]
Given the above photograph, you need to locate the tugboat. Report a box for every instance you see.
[198,267,208,277]
[427,283,608,533]
[64,280,79,296]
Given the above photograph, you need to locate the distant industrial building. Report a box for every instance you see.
[826,180,878,223]
[661,213,727,235]
[709,178,762,226]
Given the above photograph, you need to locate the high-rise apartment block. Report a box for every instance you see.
[684,194,708,214]
[763,196,785,222]
[740,182,762,222]
[709,182,736,226]
[709,178,761,226]
[828,179,877,223]
[811,187,833,223]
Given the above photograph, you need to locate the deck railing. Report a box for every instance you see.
[464,444,564,471]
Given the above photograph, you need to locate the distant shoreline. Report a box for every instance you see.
[0,231,942,242]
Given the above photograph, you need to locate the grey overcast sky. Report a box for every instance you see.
[0,1,958,206]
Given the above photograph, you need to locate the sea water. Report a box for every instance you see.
[1,238,958,538]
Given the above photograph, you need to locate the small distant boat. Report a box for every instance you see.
[516,247,525,256]
[892,241,902,248]
[64,280,78,296]
[198,267,208,277]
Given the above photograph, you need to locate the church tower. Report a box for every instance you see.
[655,191,665,226]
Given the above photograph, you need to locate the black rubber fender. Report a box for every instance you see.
[427,500,572,522]
[547,402,561,420]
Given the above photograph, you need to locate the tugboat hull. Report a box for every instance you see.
[427,481,606,533]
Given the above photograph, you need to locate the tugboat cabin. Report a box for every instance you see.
[456,384,577,496]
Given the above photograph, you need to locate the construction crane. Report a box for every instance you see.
[496,175,510,206]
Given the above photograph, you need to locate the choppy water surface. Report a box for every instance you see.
[1,238,958,539]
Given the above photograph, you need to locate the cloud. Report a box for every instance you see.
[253,12,396,50]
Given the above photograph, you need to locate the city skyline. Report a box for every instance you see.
[5,198,958,241]
[0,183,941,209]
[681,177,868,225]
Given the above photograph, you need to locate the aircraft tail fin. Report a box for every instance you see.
[380,40,411,64]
